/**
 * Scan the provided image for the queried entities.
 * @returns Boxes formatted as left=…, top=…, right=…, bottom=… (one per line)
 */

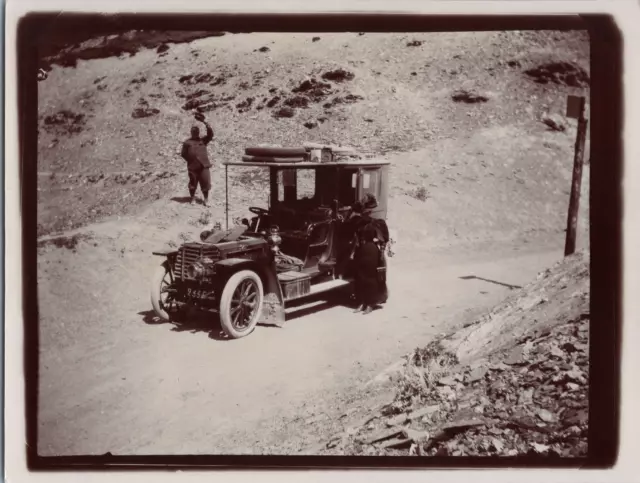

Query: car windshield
left=225, top=164, right=369, bottom=227
left=269, top=167, right=361, bottom=211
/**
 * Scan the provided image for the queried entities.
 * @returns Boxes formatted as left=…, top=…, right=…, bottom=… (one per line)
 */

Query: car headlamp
left=187, top=257, right=216, bottom=279
left=187, top=261, right=205, bottom=279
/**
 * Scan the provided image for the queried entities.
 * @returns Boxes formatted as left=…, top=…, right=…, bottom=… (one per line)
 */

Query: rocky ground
left=303, top=251, right=589, bottom=457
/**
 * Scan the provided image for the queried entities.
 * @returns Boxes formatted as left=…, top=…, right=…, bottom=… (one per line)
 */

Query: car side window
left=297, top=169, right=316, bottom=201
left=338, top=169, right=358, bottom=206
left=361, top=169, right=380, bottom=200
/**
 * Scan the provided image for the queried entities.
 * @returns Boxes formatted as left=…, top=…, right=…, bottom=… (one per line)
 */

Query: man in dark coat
left=353, top=223, right=384, bottom=314
left=181, top=113, right=214, bottom=206
left=357, top=194, right=390, bottom=304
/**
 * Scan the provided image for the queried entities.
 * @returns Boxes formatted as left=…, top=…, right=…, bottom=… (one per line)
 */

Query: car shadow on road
left=282, top=290, right=356, bottom=322
left=140, top=293, right=355, bottom=337
left=138, top=309, right=231, bottom=341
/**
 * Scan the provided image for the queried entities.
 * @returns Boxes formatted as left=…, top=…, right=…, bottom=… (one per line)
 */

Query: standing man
left=181, top=112, right=214, bottom=206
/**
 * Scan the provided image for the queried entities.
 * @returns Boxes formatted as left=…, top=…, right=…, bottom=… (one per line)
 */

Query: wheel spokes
left=241, top=281, right=252, bottom=298
left=230, top=279, right=259, bottom=330
left=160, top=268, right=178, bottom=314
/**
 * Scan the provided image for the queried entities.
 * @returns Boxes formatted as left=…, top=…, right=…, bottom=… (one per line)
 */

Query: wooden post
left=564, top=95, right=588, bottom=256
left=225, top=164, right=229, bottom=230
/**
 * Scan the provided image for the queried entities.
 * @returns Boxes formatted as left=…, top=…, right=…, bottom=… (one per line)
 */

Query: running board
left=308, top=278, right=351, bottom=296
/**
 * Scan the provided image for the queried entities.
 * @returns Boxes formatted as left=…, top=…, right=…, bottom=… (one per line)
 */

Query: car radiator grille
left=174, top=244, right=221, bottom=281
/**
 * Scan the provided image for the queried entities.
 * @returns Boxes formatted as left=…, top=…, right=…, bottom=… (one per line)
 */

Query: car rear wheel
left=150, top=261, right=180, bottom=321
left=219, top=270, right=264, bottom=339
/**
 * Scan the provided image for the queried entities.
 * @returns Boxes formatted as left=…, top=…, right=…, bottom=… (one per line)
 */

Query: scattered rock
left=530, top=442, right=551, bottom=454
left=378, top=437, right=412, bottom=449
left=303, top=121, right=318, bottom=129
left=402, top=429, right=430, bottom=443
left=43, top=110, right=86, bottom=135
left=517, top=387, right=534, bottom=405
left=266, top=96, right=281, bottom=108
left=562, top=408, right=588, bottom=427
left=339, top=408, right=358, bottom=419
left=236, top=97, right=255, bottom=113
left=536, top=408, right=556, bottom=423
left=360, top=427, right=403, bottom=445
left=451, top=90, right=489, bottom=104
left=273, top=107, right=295, bottom=119
left=321, top=69, right=355, bottom=83
left=284, top=96, right=310, bottom=109
left=504, top=346, right=525, bottom=365
left=179, top=73, right=218, bottom=86
left=467, top=366, right=488, bottom=383
left=312, top=37, right=321, bottom=42
left=407, top=405, right=440, bottom=421
left=326, top=436, right=343, bottom=449
left=323, top=94, right=364, bottom=108
left=385, top=413, right=408, bottom=427
left=441, top=418, right=487, bottom=432
left=525, top=61, right=590, bottom=87
left=437, top=375, right=457, bottom=386
left=406, top=40, right=423, bottom=47
left=291, top=78, right=333, bottom=102
left=550, top=344, right=566, bottom=358
left=258, top=46, right=270, bottom=53
left=132, top=107, right=160, bottom=119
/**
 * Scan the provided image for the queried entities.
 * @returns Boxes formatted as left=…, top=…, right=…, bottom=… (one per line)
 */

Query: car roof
left=224, top=160, right=390, bottom=168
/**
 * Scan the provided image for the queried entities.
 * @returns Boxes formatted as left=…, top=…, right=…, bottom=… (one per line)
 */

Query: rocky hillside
left=306, top=250, right=589, bottom=457
left=37, top=30, right=590, bottom=246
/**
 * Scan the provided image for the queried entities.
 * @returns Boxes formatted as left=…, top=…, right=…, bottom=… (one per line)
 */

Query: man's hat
left=362, top=193, right=379, bottom=210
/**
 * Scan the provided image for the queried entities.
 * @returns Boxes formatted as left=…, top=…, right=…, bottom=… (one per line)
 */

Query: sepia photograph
left=11, top=8, right=625, bottom=472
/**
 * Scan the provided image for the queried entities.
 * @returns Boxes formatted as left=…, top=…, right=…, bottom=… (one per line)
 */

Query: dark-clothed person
left=181, top=115, right=214, bottom=206
left=353, top=224, right=384, bottom=314
left=359, top=194, right=389, bottom=304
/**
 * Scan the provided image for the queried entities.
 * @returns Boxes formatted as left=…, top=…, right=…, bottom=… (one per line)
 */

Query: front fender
left=152, top=249, right=178, bottom=256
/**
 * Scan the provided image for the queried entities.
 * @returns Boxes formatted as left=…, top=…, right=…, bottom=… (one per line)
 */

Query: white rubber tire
left=219, top=270, right=264, bottom=339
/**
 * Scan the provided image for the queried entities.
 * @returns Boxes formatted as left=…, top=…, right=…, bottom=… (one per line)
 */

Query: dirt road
left=37, top=238, right=563, bottom=456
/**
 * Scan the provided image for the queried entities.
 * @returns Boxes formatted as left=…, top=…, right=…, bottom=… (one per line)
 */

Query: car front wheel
left=219, top=270, right=264, bottom=339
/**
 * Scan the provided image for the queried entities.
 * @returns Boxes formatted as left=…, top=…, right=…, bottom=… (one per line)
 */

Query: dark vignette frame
left=17, top=12, right=622, bottom=472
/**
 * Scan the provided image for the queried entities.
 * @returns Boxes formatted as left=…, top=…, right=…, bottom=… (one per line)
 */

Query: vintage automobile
left=150, top=146, right=393, bottom=339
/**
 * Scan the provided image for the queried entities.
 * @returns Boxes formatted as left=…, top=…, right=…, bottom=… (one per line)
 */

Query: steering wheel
left=249, top=206, right=269, bottom=216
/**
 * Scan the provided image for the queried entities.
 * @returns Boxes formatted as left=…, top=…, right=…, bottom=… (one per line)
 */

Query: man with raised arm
left=181, top=112, right=214, bottom=206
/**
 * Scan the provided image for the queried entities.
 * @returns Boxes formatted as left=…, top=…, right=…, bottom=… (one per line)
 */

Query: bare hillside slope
left=38, top=30, right=589, bottom=243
